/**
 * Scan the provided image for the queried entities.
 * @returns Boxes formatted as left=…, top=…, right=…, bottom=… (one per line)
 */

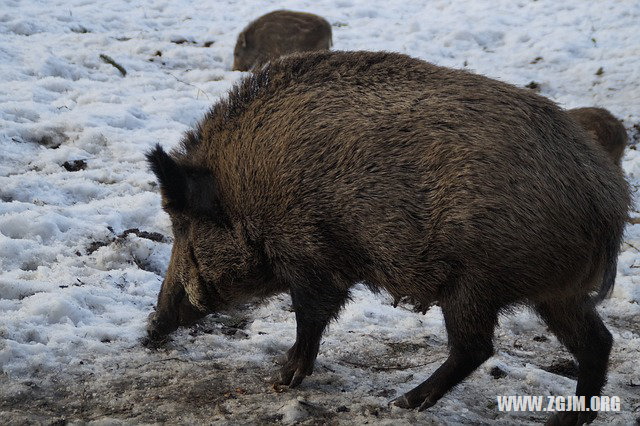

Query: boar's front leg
left=276, top=282, right=350, bottom=388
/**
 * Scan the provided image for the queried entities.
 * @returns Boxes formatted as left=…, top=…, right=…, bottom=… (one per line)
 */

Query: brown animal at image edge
left=145, top=51, right=629, bottom=426
left=232, top=10, right=332, bottom=72
left=567, top=107, right=628, bottom=166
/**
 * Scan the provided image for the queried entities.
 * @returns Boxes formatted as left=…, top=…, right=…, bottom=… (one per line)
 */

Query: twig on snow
left=99, top=54, right=127, bottom=76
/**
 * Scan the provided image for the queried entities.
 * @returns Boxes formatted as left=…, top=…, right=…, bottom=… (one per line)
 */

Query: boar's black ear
left=146, top=144, right=188, bottom=211
left=147, top=144, right=228, bottom=224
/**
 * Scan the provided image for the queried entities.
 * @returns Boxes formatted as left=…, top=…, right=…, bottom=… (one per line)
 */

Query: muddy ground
left=2, top=305, right=638, bottom=426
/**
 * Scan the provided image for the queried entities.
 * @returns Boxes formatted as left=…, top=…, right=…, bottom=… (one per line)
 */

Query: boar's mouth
left=143, top=245, right=235, bottom=347
left=144, top=286, right=208, bottom=346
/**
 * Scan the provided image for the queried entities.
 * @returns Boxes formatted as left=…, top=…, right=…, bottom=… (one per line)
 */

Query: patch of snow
left=1, top=0, right=639, bottom=424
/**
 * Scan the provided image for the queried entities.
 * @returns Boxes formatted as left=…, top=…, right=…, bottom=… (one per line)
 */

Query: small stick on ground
left=132, top=357, right=189, bottom=369
left=624, top=241, right=640, bottom=252
left=340, top=358, right=443, bottom=371
left=100, top=54, right=127, bottom=76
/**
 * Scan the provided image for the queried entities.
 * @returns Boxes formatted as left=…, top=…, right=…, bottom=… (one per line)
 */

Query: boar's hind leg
left=276, top=283, right=350, bottom=388
left=392, top=297, right=499, bottom=410
left=536, top=297, right=611, bottom=426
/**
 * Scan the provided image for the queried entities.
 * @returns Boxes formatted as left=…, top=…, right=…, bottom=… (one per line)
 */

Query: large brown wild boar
left=567, top=107, right=627, bottom=165
left=145, top=51, right=629, bottom=425
left=232, top=10, right=332, bottom=72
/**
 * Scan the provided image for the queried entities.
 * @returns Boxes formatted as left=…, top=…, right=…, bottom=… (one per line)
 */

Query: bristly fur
left=147, top=51, right=630, bottom=422
left=177, top=68, right=273, bottom=158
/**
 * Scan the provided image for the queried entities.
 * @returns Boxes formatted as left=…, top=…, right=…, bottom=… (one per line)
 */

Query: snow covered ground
left=1, top=0, right=639, bottom=424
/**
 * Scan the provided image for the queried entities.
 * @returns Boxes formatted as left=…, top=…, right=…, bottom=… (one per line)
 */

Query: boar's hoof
left=389, top=395, right=411, bottom=409
left=545, top=411, right=596, bottom=426
left=389, top=391, right=438, bottom=411
left=273, top=349, right=314, bottom=388
left=274, top=362, right=311, bottom=388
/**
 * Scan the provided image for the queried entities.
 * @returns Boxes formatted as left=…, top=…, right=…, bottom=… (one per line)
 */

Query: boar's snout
left=145, top=285, right=208, bottom=345
left=145, top=310, right=178, bottom=344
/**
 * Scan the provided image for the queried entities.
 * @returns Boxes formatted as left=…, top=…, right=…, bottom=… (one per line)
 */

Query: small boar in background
left=232, top=10, right=332, bottom=71
left=567, top=107, right=627, bottom=166
left=145, top=51, right=629, bottom=425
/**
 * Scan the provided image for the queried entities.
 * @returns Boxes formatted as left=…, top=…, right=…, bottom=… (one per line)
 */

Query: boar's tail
left=594, top=237, right=620, bottom=302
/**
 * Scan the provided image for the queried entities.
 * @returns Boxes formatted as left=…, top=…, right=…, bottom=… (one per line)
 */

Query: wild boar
left=232, top=10, right=332, bottom=72
left=145, top=51, right=629, bottom=425
left=567, top=107, right=627, bottom=165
